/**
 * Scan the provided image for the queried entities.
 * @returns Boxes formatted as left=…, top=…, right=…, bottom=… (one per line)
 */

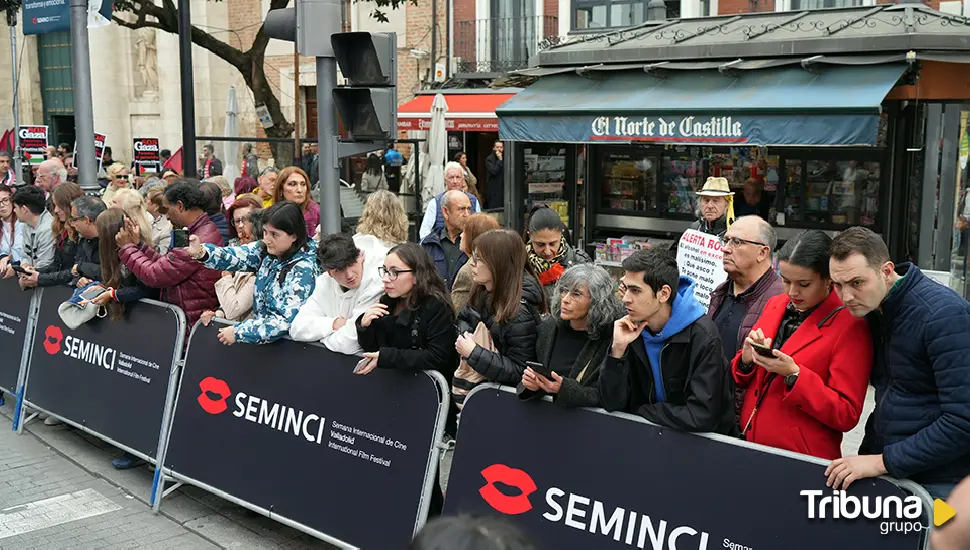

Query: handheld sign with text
left=676, top=228, right=728, bottom=308
left=133, top=138, right=162, bottom=176
left=444, top=386, right=928, bottom=550
left=74, top=132, right=108, bottom=173
left=18, top=125, right=49, bottom=166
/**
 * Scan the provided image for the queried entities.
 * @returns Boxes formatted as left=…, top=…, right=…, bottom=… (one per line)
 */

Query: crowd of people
left=0, top=151, right=968, bottom=543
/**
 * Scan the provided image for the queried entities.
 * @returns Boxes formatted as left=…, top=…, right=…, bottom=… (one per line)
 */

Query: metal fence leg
left=13, top=288, right=42, bottom=433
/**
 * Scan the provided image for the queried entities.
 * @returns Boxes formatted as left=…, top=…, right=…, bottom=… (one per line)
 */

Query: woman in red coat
left=733, top=230, right=872, bottom=460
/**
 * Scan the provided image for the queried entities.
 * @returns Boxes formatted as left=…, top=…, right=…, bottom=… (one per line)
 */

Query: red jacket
left=120, top=213, right=224, bottom=326
left=731, top=291, right=873, bottom=460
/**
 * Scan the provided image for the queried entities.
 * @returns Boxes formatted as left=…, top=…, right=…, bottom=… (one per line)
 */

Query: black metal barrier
left=156, top=319, right=450, bottom=549
left=0, top=278, right=36, bottom=395
left=444, top=385, right=932, bottom=550
left=17, top=285, right=186, bottom=462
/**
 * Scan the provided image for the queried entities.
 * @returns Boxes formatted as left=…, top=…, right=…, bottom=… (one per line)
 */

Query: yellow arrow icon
left=935, top=499, right=956, bottom=527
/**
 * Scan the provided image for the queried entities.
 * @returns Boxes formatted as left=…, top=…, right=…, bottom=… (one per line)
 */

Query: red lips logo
left=43, top=325, right=64, bottom=355
left=197, top=376, right=231, bottom=415
left=479, top=464, right=537, bottom=515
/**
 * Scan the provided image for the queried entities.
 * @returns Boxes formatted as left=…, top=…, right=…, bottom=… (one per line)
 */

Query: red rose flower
left=538, top=263, right=565, bottom=287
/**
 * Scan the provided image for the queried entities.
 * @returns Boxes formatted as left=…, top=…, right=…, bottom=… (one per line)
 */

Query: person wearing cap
left=692, top=176, right=735, bottom=236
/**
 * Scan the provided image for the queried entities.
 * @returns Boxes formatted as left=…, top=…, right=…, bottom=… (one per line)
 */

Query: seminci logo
left=480, top=464, right=537, bottom=515
left=198, top=376, right=231, bottom=414
left=43, top=325, right=64, bottom=355
left=477, top=463, right=714, bottom=549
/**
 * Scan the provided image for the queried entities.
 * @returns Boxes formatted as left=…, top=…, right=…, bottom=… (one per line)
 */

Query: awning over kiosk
left=496, top=63, right=908, bottom=146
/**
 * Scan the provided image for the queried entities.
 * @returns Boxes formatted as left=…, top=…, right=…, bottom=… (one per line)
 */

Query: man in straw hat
left=692, top=177, right=735, bottom=236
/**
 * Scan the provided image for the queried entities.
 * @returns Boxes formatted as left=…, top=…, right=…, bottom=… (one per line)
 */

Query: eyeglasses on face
left=0, top=198, right=10, bottom=206
left=378, top=266, right=413, bottom=280
left=232, top=216, right=249, bottom=226
left=720, top=236, right=767, bottom=249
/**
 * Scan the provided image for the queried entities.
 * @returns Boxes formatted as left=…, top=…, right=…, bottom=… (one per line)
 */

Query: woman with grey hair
left=519, top=263, right=623, bottom=407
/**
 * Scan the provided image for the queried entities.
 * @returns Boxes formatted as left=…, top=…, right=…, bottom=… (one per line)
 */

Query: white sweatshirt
left=289, top=233, right=389, bottom=355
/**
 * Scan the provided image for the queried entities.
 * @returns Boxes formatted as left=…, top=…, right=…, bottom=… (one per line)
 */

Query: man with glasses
left=419, top=162, right=481, bottom=240
left=20, top=196, right=105, bottom=290
left=708, top=216, right=782, bottom=362
left=35, top=158, right=67, bottom=196
left=707, top=215, right=783, bottom=422
left=422, top=189, right=472, bottom=292
left=290, top=232, right=387, bottom=355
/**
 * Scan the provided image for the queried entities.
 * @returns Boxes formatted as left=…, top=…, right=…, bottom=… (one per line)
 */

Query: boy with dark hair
left=826, top=227, right=970, bottom=500
left=599, top=248, right=737, bottom=434
left=12, top=185, right=55, bottom=269
left=290, top=232, right=389, bottom=355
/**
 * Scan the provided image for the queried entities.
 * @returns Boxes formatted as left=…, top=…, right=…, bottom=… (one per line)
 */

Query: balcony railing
left=456, top=16, right=559, bottom=75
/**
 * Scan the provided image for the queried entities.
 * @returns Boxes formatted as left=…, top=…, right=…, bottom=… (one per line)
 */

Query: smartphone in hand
left=171, top=229, right=190, bottom=248
left=353, top=357, right=371, bottom=374
left=751, top=342, right=775, bottom=358
left=525, top=361, right=555, bottom=379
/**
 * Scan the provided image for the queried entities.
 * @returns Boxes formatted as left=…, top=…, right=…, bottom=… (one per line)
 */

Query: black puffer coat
left=456, top=274, right=543, bottom=385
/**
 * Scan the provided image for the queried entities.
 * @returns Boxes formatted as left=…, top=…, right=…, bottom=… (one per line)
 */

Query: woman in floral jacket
left=185, top=201, right=318, bottom=345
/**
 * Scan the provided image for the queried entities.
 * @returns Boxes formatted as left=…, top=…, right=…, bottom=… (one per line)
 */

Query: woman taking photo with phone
left=185, top=200, right=318, bottom=345
left=519, top=263, right=624, bottom=407
left=86, top=208, right=159, bottom=317
left=732, top=230, right=872, bottom=460
left=354, top=242, right=457, bottom=517
left=454, top=229, right=544, bottom=404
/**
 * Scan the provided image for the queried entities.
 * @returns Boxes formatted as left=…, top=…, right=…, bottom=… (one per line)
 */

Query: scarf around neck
left=528, top=236, right=568, bottom=287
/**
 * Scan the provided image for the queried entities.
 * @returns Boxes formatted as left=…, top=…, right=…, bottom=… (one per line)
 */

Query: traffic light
left=263, top=0, right=340, bottom=57
left=331, top=32, right=397, bottom=142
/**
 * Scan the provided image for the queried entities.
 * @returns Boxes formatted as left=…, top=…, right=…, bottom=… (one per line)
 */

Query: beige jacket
left=450, top=262, right=474, bottom=313
left=215, top=271, right=256, bottom=321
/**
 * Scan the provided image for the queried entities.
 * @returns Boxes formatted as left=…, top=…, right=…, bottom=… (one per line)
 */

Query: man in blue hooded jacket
left=599, top=248, right=737, bottom=435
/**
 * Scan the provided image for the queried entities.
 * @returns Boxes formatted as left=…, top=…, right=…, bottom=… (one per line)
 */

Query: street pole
left=7, top=10, right=22, bottom=184
left=294, top=44, right=301, bottom=165
left=317, top=56, right=340, bottom=234
left=69, top=0, right=97, bottom=191
left=178, top=0, right=197, bottom=177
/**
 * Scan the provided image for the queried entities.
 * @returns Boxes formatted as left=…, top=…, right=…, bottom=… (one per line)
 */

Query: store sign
left=498, top=113, right=880, bottom=147
left=398, top=117, right=498, bottom=132
left=676, top=229, right=728, bottom=308
left=591, top=115, right=746, bottom=143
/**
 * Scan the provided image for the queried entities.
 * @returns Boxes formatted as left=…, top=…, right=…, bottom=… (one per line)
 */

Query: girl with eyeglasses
left=0, top=186, right=24, bottom=278
left=354, top=242, right=458, bottom=518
